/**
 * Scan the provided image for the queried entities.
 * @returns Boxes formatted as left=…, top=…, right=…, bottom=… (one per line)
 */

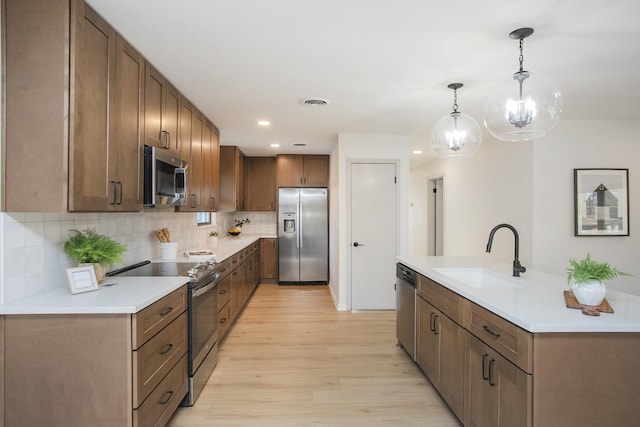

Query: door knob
left=353, top=242, right=364, bottom=247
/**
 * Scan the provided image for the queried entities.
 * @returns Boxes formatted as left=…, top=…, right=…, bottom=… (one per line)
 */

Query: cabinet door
left=276, top=155, right=304, bottom=187
left=438, top=312, right=465, bottom=420
left=416, top=297, right=440, bottom=382
left=69, top=4, right=116, bottom=211
left=112, top=35, right=143, bottom=211
left=203, top=120, right=220, bottom=211
left=177, top=99, right=197, bottom=210
left=465, top=333, right=532, bottom=427
left=261, top=238, right=278, bottom=280
left=236, top=149, right=246, bottom=210
left=190, top=112, right=205, bottom=210
left=164, top=82, right=181, bottom=156
left=247, top=157, right=277, bottom=211
left=302, top=155, right=329, bottom=187
left=143, top=64, right=165, bottom=150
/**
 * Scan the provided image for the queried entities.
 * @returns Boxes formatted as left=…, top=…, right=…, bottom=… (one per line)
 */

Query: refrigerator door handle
left=298, top=202, right=303, bottom=248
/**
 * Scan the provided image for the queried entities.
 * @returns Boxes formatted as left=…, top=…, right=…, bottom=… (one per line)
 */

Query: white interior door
left=351, top=162, right=397, bottom=309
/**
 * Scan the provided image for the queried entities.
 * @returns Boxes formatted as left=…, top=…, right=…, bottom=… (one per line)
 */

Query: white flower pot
left=571, top=280, right=606, bottom=306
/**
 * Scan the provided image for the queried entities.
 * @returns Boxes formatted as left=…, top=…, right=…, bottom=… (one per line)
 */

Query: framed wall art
left=66, top=265, right=100, bottom=294
left=574, top=168, right=629, bottom=236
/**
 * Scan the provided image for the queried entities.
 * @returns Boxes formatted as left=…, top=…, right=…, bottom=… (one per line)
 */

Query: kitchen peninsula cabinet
left=276, top=154, right=329, bottom=187
left=398, top=257, right=640, bottom=427
left=144, top=63, right=181, bottom=156
left=245, top=157, right=277, bottom=211
left=4, top=286, right=188, bottom=427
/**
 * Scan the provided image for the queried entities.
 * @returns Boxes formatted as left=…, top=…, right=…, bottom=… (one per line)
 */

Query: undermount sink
left=433, top=267, right=526, bottom=289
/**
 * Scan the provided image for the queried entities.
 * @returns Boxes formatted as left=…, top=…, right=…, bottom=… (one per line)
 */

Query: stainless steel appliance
left=143, top=145, right=187, bottom=207
left=278, top=188, right=328, bottom=284
left=396, top=263, right=417, bottom=360
left=107, top=259, right=220, bottom=406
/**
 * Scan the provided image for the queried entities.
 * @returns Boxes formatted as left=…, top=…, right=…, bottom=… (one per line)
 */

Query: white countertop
left=397, top=256, right=640, bottom=333
left=157, top=234, right=276, bottom=264
left=1, top=234, right=276, bottom=316
left=0, top=276, right=188, bottom=315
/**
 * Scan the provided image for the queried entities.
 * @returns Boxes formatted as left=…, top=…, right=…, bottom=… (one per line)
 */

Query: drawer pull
left=219, top=289, right=227, bottom=295
left=481, top=353, right=489, bottom=380
left=429, top=312, right=436, bottom=333
left=433, top=314, right=439, bottom=335
left=159, top=307, right=173, bottom=317
left=488, top=358, right=496, bottom=386
left=220, top=317, right=227, bottom=324
left=159, top=343, right=173, bottom=355
left=482, top=325, right=501, bottom=338
left=158, top=390, right=174, bottom=405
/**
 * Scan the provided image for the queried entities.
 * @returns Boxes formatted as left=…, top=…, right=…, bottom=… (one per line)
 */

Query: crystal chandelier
left=483, top=27, right=563, bottom=142
left=431, top=83, right=482, bottom=159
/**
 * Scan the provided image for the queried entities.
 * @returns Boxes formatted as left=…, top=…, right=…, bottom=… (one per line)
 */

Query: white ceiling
left=86, top=0, right=640, bottom=166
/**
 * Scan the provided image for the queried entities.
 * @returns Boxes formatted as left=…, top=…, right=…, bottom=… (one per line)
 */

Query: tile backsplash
left=0, top=210, right=276, bottom=304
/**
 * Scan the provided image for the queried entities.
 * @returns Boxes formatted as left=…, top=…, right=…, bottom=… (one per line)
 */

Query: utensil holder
left=160, top=242, right=178, bottom=260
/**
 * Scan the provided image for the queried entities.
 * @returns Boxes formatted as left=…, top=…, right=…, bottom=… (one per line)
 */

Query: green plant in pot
left=64, top=228, right=126, bottom=284
left=228, top=218, right=250, bottom=236
left=566, top=253, right=631, bottom=306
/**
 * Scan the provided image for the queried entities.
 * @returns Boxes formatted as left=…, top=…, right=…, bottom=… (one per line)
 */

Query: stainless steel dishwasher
left=396, top=263, right=417, bottom=360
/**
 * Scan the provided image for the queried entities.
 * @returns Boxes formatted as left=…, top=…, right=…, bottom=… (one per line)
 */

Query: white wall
left=333, top=133, right=410, bottom=310
left=411, top=119, right=640, bottom=296
left=410, top=138, right=534, bottom=266
left=532, top=119, right=640, bottom=295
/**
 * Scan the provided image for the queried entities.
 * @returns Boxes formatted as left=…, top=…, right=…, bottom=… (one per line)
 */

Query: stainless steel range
left=107, top=259, right=220, bottom=406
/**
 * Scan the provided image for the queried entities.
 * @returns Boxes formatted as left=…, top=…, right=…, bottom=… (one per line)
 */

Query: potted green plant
left=64, top=228, right=126, bottom=284
left=567, top=253, right=631, bottom=306
left=208, top=230, right=219, bottom=248
left=228, top=218, right=250, bottom=236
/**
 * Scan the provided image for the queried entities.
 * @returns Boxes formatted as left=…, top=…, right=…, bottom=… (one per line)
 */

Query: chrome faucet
left=486, top=223, right=527, bottom=277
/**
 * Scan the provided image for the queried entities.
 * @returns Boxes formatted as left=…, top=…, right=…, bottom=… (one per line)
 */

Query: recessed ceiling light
left=257, top=120, right=270, bottom=126
left=413, top=150, right=423, bottom=155
left=270, top=143, right=280, bottom=148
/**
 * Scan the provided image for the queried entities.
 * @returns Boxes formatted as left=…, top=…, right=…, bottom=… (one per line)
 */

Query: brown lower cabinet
left=216, top=240, right=262, bottom=343
left=415, top=271, right=640, bottom=427
left=4, top=286, right=188, bottom=427
left=261, top=238, right=278, bottom=281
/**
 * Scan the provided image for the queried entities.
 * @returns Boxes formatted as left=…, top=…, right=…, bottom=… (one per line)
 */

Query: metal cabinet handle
left=220, top=317, right=227, bottom=324
left=191, top=194, right=198, bottom=208
left=353, top=242, right=364, bottom=247
left=159, top=390, right=174, bottom=405
left=159, top=343, right=173, bottom=355
left=482, top=353, right=489, bottom=380
left=159, top=307, right=173, bottom=316
left=166, top=131, right=171, bottom=149
left=488, top=358, right=496, bottom=386
left=482, top=325, right=501, bottom=338
left=433, top=314, right=439, bottom=335
left=219, top=289, right=227, bottom=295
left=117, top=181, right=123, bottom=205
left=110, top=181, right=117, bottom=205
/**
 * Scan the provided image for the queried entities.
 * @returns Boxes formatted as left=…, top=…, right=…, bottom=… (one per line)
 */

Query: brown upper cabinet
left=144, top=63, right=181, bottom=157
left=276, top=155, right=329, bottom=187
left=245, top=157, right=277, bottom=211
left=3, top=0, right=143, bottom=212
left=219, top=146, right=246, bottom=211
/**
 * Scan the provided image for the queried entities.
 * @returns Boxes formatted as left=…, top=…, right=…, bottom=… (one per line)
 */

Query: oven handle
left=192, top=280, right=218, bottom=298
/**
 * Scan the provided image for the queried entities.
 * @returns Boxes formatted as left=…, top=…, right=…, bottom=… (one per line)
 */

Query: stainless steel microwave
left=143, top=146, right=187, bottom=207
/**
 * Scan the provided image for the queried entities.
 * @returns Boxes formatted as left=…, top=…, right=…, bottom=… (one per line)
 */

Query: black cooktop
left=107, top=260, right=216, bottom=285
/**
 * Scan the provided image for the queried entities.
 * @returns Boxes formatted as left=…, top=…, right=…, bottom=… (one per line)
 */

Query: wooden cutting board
left=563, top=290, right=614, bottom=316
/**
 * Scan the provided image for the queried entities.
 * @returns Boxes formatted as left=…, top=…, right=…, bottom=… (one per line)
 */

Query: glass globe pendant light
left=430, top=83, right=482, bottom=159
left=484, top=27, right=563, bottom=142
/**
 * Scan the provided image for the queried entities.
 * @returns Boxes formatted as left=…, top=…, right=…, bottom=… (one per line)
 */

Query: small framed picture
left=66, top=265, right=100, bottom=294
left=574, top=168, right=629, bottom=236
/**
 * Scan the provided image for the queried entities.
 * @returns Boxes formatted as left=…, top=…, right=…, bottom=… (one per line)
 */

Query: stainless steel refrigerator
left=278, top=188, right=328, bottom=284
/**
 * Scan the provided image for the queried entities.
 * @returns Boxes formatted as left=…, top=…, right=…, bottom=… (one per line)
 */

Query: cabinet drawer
left=217, top=257, right=233, bottom=280
left=417, top=275, right=463, bottom=325
left=217, top=301, right=232, bottom=340
left=133, top=354, right=188, bottom=427
left=465, top=301, right=532, bottom=373
left=217, top=278, right=231, bottom=311
left=132, top=286, right=187, bottom=348
left=133, top=312, right=187, bottom=407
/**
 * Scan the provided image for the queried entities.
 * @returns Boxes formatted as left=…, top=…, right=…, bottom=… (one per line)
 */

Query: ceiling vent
left=292, top=143, right=307, bottom=147
left=302, top=98, right=329, bottom=106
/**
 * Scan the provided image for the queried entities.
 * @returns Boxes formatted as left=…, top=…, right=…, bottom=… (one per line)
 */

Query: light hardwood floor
left=168, top=283, right=460, bottom=426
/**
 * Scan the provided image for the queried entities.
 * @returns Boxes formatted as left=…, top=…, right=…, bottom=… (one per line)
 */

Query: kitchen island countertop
left=397, top=255, right=640, bottom=333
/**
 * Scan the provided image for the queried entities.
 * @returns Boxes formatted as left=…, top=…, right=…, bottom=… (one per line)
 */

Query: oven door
left=190, top=279, right=218, bottom=374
